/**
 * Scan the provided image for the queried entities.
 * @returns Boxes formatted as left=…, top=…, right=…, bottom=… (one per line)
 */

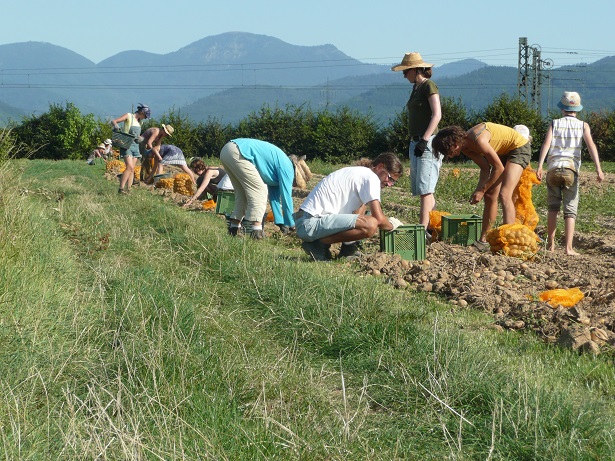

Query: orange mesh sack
left=106, top=159, right=126, bottom=173
left=265, top=210, right=275, bottom=222
left=202, top=199, right=216, bottom=210
left=173, top=173, right=195, bottom=196
left=485, top=223, right=539, bottom=258
left=155, top=178, right=174, bottom=190
left=513, top=166, right=540, bottom=231
left=539, top=287, right=585, bottom=308
left=134, top=166, right=141, bottom=181
left=428, top=211, right=451, bottom=241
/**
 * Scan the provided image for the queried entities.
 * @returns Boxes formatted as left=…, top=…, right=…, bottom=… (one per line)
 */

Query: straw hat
left=97, top=143, right=106, bottom=149
left=162, top=124, right=174, bottom=136
left=557, top=91, right=583, bottom=112
left=391, top=52, right=433, bottom=72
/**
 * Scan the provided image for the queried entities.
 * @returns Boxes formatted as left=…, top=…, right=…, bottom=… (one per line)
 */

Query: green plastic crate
left=379, top=224, right=426, bottom=261
left=441, top=214, right=482, bottom=246
left=215, top=190, right=235, bottom=215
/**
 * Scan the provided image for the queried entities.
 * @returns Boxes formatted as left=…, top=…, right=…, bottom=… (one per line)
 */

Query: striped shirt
left=547, top=116, right=584, bottom=172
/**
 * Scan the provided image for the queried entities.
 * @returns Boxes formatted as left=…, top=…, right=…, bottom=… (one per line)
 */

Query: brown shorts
left=546, top=167, right=575, bottom=188
left=503, top=142, right=531, bottom=168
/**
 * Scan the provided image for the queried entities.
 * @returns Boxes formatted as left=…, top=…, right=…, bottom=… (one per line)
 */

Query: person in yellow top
left=432, top=123, right=531, bottom=248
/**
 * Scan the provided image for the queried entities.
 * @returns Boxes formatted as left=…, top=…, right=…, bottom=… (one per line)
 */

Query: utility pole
left=518, top=38, right=553, bottom=114
left=518, top=37, right=530, bottom=103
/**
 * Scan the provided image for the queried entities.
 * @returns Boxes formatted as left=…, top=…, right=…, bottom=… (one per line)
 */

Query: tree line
left=6, top=94, right=615, bottom=163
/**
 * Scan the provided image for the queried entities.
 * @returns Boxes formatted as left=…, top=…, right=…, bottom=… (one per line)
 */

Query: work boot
left=338, top=241, right=363, bottom=259
left=301, top=239, right=332, bottom=261
left=250, top=229, right=266, bottom=240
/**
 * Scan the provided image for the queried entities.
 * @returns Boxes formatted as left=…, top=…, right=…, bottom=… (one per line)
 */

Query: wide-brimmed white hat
left=162, top=124, right=174, bottom=136
left=557, top=91, right=583, bottom=112
left=391, top=52, right=433, bottom=72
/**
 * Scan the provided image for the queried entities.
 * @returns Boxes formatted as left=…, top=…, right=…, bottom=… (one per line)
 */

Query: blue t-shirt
left=232, top=138, right=295, bottom=227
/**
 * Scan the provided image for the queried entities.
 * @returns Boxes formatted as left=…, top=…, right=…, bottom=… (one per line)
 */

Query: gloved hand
left=110, top=121, right=120, bottom=132
left=414, top=139, right=428, bottom=157
left=277, top=224, right=292, bottom=235
left=388, top=217, right=403, bottom=230
left=136, top=136, right=144, bottom=143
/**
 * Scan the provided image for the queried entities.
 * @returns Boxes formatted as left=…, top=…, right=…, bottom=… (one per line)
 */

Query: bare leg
left=479, top=185, right=500, bottom=242
left=564, top=216, right=579, bottom=255
left=320, top=215, right=379, bottom=245
left=119, top=156, right=137, bottom=191
left=420, top=193, right=435, bottom=230
left=499, top=162, right=524, bottom=224
left=546, top=210, right=558, bottom=251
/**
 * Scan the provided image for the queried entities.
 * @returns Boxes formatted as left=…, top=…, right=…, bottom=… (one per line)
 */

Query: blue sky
left=2, top=0, right=615, bottom=69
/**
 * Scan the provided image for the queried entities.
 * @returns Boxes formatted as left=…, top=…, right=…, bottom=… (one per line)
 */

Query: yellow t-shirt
left=483, top=122, right=528, bottom=155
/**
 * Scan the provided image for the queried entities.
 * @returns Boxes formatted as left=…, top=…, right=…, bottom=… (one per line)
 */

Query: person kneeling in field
left=432, top=122, right=531, bottom=250
left=295, top=152, right=404, bottom=261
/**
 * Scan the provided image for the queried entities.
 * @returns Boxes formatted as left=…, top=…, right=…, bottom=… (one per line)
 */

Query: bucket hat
left=162, top=124, right=174, bottom=136
left=391, top=52, right=433, bottom=72
left=557, top=91, right=583, bottom=112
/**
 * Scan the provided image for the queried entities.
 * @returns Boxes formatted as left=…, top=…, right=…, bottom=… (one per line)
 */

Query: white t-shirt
left=217, top=174, right=234, bottom=191
left=300, top=166, right=381, bottom=216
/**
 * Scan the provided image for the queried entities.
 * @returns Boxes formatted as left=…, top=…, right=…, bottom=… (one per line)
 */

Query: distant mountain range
left=0, top=32, right=614, bottom=126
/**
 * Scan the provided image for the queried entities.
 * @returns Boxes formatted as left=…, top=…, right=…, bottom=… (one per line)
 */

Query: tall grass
left=0, top=159, right=613, bottom=459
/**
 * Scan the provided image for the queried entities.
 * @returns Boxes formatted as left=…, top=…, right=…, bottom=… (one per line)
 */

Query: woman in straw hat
left=139, top=124, right=174, bottom=181
left=392, top=52, right=442, bottom=242
left=536, top=91, right=604, bottom=255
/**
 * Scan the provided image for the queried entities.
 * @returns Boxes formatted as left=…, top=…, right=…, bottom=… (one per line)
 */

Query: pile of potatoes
left=106, top=159, right=126, bottom=174
left=155, top=178, right=175, bottom=190
left=173, top=173, right=195, bottom=196
left=486, top=223, right=539, bottom=258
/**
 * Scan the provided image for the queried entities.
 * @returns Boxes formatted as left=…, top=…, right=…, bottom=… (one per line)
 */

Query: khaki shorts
left=503, top=142, right=531, bottom=168
left=546, top=168, right=579, bottom=218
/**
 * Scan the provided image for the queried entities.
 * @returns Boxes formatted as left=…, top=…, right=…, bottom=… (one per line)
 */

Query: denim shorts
left=547, top=168, right=579, bottom=218
left=120, top=144, right=141, bottom=159
left=295, top=211, right=359, bottom=242
left=409, top=137, right=442, bottom=196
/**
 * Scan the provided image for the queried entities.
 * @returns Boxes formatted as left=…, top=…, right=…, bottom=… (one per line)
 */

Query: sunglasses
left=385, top=172, right=397, bottom=185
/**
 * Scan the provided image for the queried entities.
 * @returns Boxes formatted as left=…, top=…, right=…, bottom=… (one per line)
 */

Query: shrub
left=13, top=102, right=103, bottom=160
left=309, top=107, right=381, bottom=163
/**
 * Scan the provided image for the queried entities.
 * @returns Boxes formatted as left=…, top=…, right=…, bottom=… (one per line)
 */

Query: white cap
left=513, top=125, right=530, bottom=140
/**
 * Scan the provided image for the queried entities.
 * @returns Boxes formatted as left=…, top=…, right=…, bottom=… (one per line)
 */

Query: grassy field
left=1, top=159, right=614, bottom=460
